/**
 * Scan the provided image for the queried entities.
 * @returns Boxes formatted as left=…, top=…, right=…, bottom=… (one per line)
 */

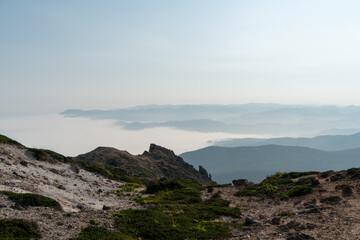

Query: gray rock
left=244, top=216, right=261, bottom=226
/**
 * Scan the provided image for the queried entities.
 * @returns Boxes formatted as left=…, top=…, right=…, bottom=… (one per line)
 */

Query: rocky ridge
left=73, top=143, right=213, bottom=185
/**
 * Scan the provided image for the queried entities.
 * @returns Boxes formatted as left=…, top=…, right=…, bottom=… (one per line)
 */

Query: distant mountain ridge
left=180, top=144, right=360, bottom=184
left=212, top=132, right=360, bottom=151
left=61, top=104, right=360, bottom=136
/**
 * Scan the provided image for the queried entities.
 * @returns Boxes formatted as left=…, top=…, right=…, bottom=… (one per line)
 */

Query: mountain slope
left=73, top=144, right=214, bottom=185
left=213, top=131, right=360, bottom=151
left=180, top=145, right=360, bottom=183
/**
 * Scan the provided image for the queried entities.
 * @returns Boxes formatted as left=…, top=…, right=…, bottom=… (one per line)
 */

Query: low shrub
left=279, top=185, right=313, bottom=200
left=0, top=219, right=40, bottom=239
left=72, top=226, right=135, bottom=240
left=0, top=191, right=61, bottom=210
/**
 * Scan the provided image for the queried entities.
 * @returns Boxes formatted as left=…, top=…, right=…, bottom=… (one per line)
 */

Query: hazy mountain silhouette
left=180, top=145, right=360, bottom=183
left=61, top=104, right=360, bottom=136
left=212, top=132, right=360, bottom=151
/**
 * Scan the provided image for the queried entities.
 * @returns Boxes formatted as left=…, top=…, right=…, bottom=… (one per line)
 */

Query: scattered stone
left=50, top=168, right=60, bottom=174
left=57, top=185, right=66, bottom=190
left=20, top=160, right=28, bottom=167
left=244, top=216, right=261, bottom=226
left=102, top=205, right=111, bottom=210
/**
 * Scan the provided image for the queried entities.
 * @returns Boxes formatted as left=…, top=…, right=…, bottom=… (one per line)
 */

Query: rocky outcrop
left=73, top=144, right=214, bottom=185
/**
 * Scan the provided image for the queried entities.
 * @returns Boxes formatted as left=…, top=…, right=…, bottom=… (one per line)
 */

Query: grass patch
left=0, top=219, right=40, bottom=239
left=0, top=191, right=61, bottom=210
left=114, top=179, right=240, bottom=240
left=72, top=226, right=135, bottom=240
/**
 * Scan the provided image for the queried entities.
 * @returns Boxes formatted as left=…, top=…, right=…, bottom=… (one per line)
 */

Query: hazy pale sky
left=2, top=0, right=360, bottom=114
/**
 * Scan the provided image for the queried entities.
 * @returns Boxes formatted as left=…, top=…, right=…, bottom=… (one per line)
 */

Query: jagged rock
left=287, top=232, right=315, bottom=240
left=102, top=205, right=110, bottom=210
left=232, top=179, right=249, bottom=187
left=20, top=161, right=28, bottom=167
left=244, top=216, right=261, bottom=226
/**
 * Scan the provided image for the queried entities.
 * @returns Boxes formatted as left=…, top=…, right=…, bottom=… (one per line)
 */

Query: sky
left=2, top=0, right=360, bottom=115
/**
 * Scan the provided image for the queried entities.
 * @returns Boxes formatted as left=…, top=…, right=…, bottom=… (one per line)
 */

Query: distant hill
left=180, top=145, right=360, bottom=183
left=73, top=144, right=214, bottom=185
left=212, top=132, right=360, bottom=151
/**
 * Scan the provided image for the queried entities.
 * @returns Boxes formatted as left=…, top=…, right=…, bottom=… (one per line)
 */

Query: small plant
left=89, top=218, right=100, bottom=226
left=278, top=211, right=292, bottom=217
left=64, top=212, right=73, bottom=217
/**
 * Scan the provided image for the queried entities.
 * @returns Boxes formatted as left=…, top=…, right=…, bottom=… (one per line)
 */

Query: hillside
left=4, top=134, right=360, bottom=239
left=212, top=132, right=360, bottom=151
left=73, top=144, right=213, bottom=185
left=180, top=145, right=360, bottom=183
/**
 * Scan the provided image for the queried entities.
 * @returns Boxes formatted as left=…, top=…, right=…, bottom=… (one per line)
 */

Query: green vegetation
left=72, top=226, right=135, bottom=240
left=0, top=134, right=23, bottom=147
left=278, top=211, right=292, bottom=217
left=64, top=212, right=73, bottom=217
left=113, top=179, right=240, bottom=240
left=0, top=219, right=40, bottom=239
left=279, top=185, right=313, bottom=200
left=29, top=148, right=73, bottom=163
left=89, top=219, right=100, bottom=226
left=117, top=183, right=143, bottom=196
left=350, top=168, right=360, bottom=179
left=79, top=162, right=143, bottom=183
left=0, top=191, right=61, bottom=210
left=235, top=172, right=314, bottom=199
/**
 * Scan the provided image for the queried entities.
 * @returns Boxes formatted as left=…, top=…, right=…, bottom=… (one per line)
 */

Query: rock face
left=73, top=144, right=214, bottom=185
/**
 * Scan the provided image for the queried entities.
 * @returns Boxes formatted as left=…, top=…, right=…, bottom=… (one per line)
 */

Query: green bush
left=0, top=191, right=61, bottom=210
left=72, top=226, right=135, bottom=240
left=0, top=219, right=40, bottom=239
left=279, top=185, right=313, bottom=200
